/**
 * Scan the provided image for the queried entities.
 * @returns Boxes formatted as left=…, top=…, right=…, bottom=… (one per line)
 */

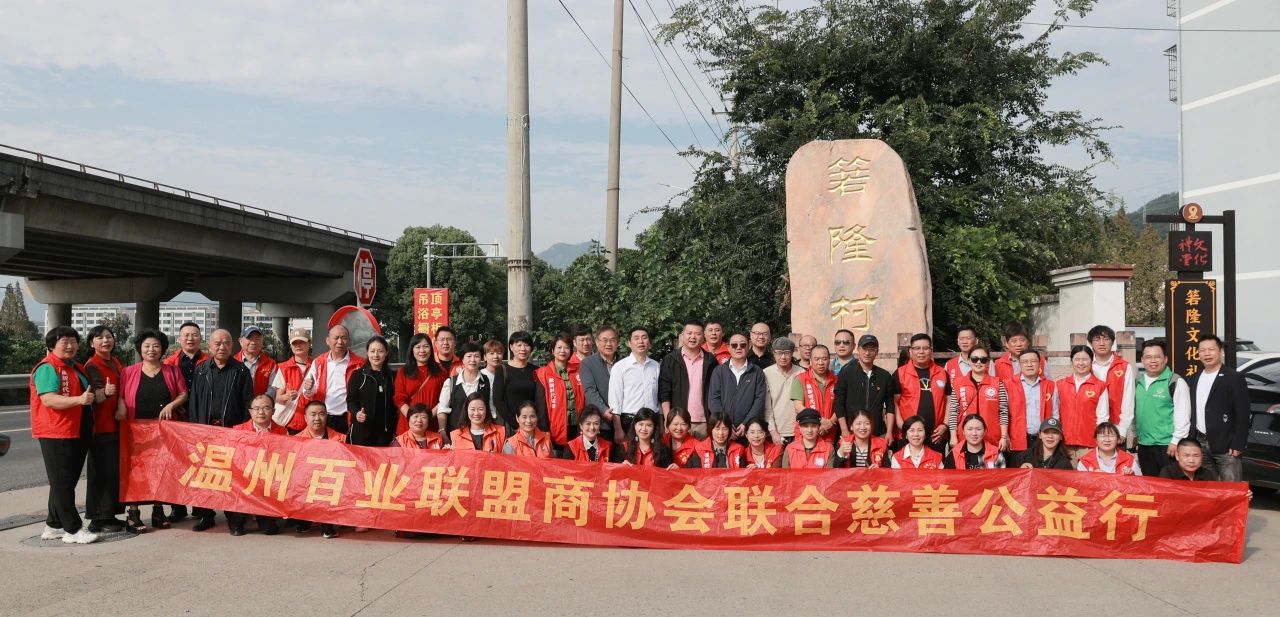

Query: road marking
left=1, top=427, right=31, bottom=433
left=0, top=409, right=30, bottom=415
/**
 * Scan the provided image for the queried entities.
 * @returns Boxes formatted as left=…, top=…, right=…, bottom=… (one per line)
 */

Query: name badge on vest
left=815, top=457, right=825, bottom=466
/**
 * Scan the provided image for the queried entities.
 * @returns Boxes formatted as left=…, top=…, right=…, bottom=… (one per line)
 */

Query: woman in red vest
left=503, top=401, right=553, bottom=457
left=621, top=408, right=671, bottom=466
left=782, top=408, right=833, bottom=468
left=394, top=333, right=447, bottom=434
left=272, top=328, right=312, bottom=433
left=1057, top=345, right=1109, bottom=465
left=689, top=412, right=745, bottom=468
left=834, top=409, right=890, bottom=468
left=945, top=414, right=1005, bottom=469
left=535, top=334, right=584, bottom=449
left=397, top=403, right=444, bottom=450
left=449, top=392, right=506, bottom=453
left=83, top=324, right=130, bottom=534
left=890, top=415, right=944, bottom=469
left=743, top=417, right=782, bottom=468
left=116, top=329, right=188, bottom=530
left=663, top=407, right=700, bottom=469
left=945, top=344, right=1009, bottom=452
left=563, top=405, right=613, bottom=462
left=30, top=326, right=100, bottom=544
left=1077, top=422, right=1142, bottom=475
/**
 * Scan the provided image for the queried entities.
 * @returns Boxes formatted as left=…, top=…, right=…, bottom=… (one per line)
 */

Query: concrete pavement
left=1, top=478, right=1277, bottom=617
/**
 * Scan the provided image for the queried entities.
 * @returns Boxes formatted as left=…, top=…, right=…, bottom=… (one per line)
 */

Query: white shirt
left=1093, top=354, right=1135, bottom=436
left=728, top=359, right=750, bottom=383
left=1127, top=372, right=1192, bottom=446
left=301, top=352, right=351, bottom=416
left=1076, top=449, right=1143, bottom=476
left=438, top=372, right=488, bottom=417
left=1194, top=368, right=1219, bottom=435
left=608, top=354, right=660, bottom=416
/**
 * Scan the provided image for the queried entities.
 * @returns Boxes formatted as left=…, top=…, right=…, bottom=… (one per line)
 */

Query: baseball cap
left=1039, top=417, right=1063, bottom=434
left=240, top=325, right=263, bottom=338
left=288, top=328, right=311, bottom=343
left=858, top=334, right=879, bottom=348
left=772, top=337, right=796, bottom=352
left=796, top=408, right=822, bottom=426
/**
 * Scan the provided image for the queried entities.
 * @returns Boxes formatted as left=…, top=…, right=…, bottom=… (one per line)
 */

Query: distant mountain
left=537, top=241, right=594, bottom=269
left=1128, top=192, right=1179, bottom=237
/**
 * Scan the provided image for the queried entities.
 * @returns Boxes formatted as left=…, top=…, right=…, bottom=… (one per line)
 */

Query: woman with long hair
left=503, top=401, right=554, bottom=458
left=394, top=332, right=446, bottom=434
left=347, top=336, right=398, bottom=446
left=621, top=408, right=671, bottom=466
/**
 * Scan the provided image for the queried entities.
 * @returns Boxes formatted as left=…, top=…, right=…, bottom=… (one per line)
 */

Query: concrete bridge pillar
left=46, top=303, right=72, bottom=330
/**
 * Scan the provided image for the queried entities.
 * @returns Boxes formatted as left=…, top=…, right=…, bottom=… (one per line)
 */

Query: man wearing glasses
left=829, top=329, right=857, bottom=375
left=894, top=333, right=951, bottom=451
left=796, top=334, right=817, bottom=370
left=747, top=323, right=775, bottom=369
left=833, top=334, right=897, bottom=439
left=709, top=333, right=767, bottom=440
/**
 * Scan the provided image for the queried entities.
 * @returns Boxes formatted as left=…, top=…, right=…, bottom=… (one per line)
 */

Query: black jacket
left=658, top=349, right=717, bottom=412
left=1015, top=447, right=1073, bottom=470
left=188, top=358, right=253, bottom=427
left=346, top=365, right=397, bottom=446
left=833, top=362, right=897, bottom=435
left=1188, top=366, right=1251, bottom=454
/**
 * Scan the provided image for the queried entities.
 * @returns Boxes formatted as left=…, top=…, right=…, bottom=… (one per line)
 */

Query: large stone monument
left=785, top=139, right=932, bottom=345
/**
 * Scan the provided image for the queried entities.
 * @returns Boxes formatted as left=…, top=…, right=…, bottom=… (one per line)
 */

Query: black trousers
left=1137, top=444, right=1173, bottom=477
left=86, top=434, right=123, bottom=521
left=39, top=435, right=90, bottom=534
left=225, top=511, right=278, bottom=531
left=327, top=413, right=350, bottom=435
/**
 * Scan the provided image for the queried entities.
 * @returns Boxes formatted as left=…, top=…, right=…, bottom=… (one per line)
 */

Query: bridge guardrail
left=1, top=143, right=393, bottom=247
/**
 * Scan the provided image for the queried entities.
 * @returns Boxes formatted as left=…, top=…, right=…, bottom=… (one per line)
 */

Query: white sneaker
left=41, top=525, right=65, bottom=540
left=62, top=528, right=100, bottom=544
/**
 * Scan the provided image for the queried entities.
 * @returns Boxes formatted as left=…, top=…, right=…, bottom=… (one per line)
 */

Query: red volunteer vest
left=296, top=352, right=365, bottom=415
left=795, top=369, right=836, bottom=433
left=450, top=425, right=507, bottom=453
left=837, top=435, right=889, bottom=468
left=277, top=358, right=310, bottom=431
left=994, top=353, right=1045, bottom=382
left=892, top=445, right=944, bottom=469
left=84, top=353, right=123, bottom=434
left=566, top=436, right=613, bottom=462
left=950, top=442, right=1001, bottom=469
left=295, top=427, right=347, bottom=443
left=1078, top=448, right=1138, bottom=475
left=235, top=351, right=277, bottom=397
left=692, top=440, right=745, bottom=468
left=164, top=350, right=208, bottom=369
left=1098, top=356, right=1129, bottom=425
left=665, top=434, right=701, bottom=467
left=397, top=430, right=444, bottom=450
left=702, top=342, right=730, bottom=364
left=505, top=429, right=554, bottom=458
left=944, top=355, right=969, bottom=383
left=1057, top=374, right=1107, bottom=448
left=233, top=419, right=288, bottom=435
left=743, top=443, right=783, bottom=468
left=953, top=374, right=1003, bottom=447
left=895, top=362, right=948, bottom=428
left=534, top=363, right=584, bottom=445
left=1006, top=377, right=1055, bottom=450
left=784, top=439, right=833, bottom=469
left=29, top=353, right=89, bottom=439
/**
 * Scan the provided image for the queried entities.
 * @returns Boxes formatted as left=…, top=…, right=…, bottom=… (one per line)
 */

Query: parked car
left=0, top=433, right=9, bottom=457
left=1243, top=362, right=1280, bottom=492
left=1237, top=351, right=1280, bottom=373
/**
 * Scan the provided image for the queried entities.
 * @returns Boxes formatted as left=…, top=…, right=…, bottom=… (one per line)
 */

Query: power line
left=630, top=2, right=706, bottom=148
left=1021, top=21, right=1280, bottom=33
left=556, top=0, right=696, bottom=169
left=646, top=0, right=727, bottom=135
left=629, top=0, right=725, bottom=147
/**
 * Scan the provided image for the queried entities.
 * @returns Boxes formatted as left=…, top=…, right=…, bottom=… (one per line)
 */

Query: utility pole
left=605, top=0, right=624, bottom=272
left=506, top=0, right=533, bottom=335
left=712, top=94, right=738, bottom=171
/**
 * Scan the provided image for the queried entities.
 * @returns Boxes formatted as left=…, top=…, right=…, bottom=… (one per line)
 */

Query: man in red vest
left=236, top=326, right=277, bottom=398
left=1088, top=324, right=1134, bottom=431
left=791, top=344, right=837, bottom=441
left=944, top=325, right=978, bottom=383
left=298, top=325, right=365, bottom=435
left=894, top=333, right=950, bottom=451
left=164, top=320, right=208, bottom=393
left=702, top=321, right=730, bottom=364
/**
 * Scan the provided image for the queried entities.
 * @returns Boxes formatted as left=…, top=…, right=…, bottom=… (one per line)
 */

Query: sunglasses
left=970, top=356, right=990, bottom=363
left=729, top=343, right=748, bottom=349
left=834, top=340, right=853, bottom=345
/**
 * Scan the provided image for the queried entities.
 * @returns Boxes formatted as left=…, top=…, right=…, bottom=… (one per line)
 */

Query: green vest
left=1134, top=367, right=1176, bottom=446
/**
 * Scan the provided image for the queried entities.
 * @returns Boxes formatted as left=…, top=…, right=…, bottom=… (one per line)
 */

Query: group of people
left=30, top=317, right=1251, bottom=543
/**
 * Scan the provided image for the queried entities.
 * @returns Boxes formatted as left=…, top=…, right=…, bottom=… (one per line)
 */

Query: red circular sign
left=1181, top=202, right=1204, bottom=224
left=353, top=248, right=377, bottom=307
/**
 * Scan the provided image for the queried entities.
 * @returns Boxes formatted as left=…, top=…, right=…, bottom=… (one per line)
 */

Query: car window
left=1246, top=361, right=1280, bottom=385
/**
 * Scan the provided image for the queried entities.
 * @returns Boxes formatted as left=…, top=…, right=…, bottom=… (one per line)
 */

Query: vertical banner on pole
left=413, top=288, right=450, bottom=336
left=1167, top=279, right=1217, bottom=378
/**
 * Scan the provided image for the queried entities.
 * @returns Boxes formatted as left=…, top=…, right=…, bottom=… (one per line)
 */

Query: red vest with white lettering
left=796, top=369, right=837, bottom=437
left=944, top=356, right=969, bottom=383
left=895, top=362, right=948, bottom=428
left=950, top=442, right=1001, bottom=469
left=1077, top=448, right=1138, bottom=475
left=236, top=351, right=277, bottom=397
left=836, top=435, right=889, bottom=468
left=534, top=363, right=584, bottom=446
left=1098, top=356, right=1129, bottom=425
left=1057, top=374, right=1107, bottom=448
left=566, top=436, right=612, bottom=462
left=692, top=440, right=745, bottom=468
left=953, top=374, right=1003, bottom=447
left=783, top=439, right=833, bottom=469
left=1006, top=377, right=1055, bottom=450
left=892, top=445, right=944, bottom=469
left=29, top=353, right=89, bottom=439
left=84, top=353, right=123, bottom=434
left=505, top=429, right=554, bottom=458
left=163, top=350, right=208, bottom=369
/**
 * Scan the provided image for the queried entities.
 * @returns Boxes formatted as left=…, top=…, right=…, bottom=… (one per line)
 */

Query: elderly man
left=188, top=328, right=254, bottom=532
left=236, top=325, right=277, bottom=397
left=580, top=326, right=620, bottom=442
left=796, top=334, right=817, bottom=370
left=709, top=333, right=767, bottom=440
left=31, top=327, right=101, bottom=544
left=299, top=324, right=366, bottom=435
left=763, top=337, right=804, bottom=446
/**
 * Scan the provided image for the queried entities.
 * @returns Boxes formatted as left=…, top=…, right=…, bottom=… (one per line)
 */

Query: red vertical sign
left=413, top=288, right=449, bottom=336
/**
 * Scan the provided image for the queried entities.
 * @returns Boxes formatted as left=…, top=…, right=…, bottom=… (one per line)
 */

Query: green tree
left=1099, top=208, right=1166, bottom=327
left=0, top=283, right=39, bottom=340
left=374, top=226, right=506, bottom=354
left=653, top=0, right=1114, bottom=344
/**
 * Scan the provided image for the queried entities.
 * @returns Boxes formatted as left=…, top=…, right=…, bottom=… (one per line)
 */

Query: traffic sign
left=354, top=248, right=377, bottom=307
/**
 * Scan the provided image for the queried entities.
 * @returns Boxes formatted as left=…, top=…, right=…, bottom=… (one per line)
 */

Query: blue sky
left=1, top=0, right=1179, bottom=314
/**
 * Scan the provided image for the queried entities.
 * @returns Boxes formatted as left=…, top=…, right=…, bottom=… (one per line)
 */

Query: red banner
left=121, top=421, right=1248, bottom=562
left=412, top=287, right=449, bottom=336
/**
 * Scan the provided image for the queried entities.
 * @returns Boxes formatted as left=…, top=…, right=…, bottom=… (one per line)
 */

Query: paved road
left=0, top=405, right=48, bottom=492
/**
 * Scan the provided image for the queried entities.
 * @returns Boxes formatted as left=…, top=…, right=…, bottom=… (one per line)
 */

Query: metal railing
left=0, top=143, right=393, bottom=246
left=0, top=374, right=27, bottom=391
